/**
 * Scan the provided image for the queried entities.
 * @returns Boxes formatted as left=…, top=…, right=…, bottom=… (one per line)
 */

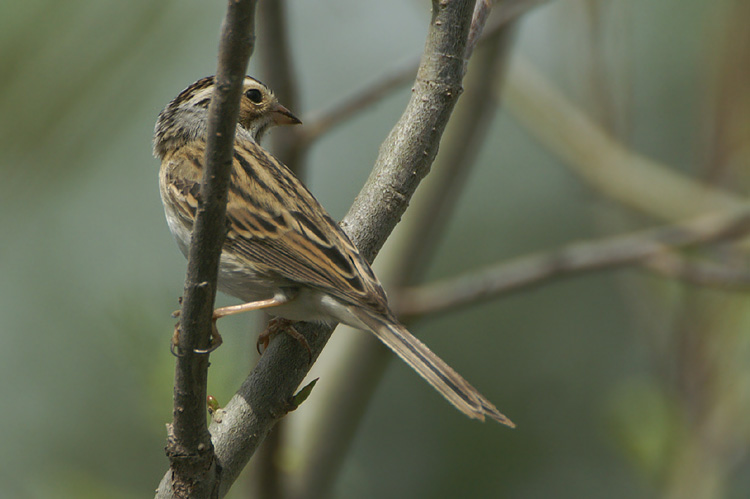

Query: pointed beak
left=272, top=103, right=302, bottom=126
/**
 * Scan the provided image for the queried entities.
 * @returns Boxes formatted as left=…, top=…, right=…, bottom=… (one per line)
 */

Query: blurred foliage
left=0, top=0, right=748, bottom=498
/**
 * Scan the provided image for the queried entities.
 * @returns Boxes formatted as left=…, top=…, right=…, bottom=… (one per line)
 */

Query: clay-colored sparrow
left=154, top=76, right=513, bottom=426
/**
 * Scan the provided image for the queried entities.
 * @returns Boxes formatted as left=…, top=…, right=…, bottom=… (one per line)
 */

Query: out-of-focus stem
left=504, top=57, right=743, bottom=221
left=288, top=23, right=517, bottom=499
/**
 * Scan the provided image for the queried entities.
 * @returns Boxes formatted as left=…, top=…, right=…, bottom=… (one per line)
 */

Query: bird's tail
left=352, top=309, right=514, bottom=427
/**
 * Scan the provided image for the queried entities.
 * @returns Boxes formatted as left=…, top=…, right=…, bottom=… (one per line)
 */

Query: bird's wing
left=163, top=139, right=388, bottom=314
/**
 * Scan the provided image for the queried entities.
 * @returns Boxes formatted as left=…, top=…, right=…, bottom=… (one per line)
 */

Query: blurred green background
left=2, top=0, right=749, bottom=497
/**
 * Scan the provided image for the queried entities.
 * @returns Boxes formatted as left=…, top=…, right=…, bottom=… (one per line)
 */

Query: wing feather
left=161, top=138, right=388, bottom=314
left=227, top=142, right=387, bottom=312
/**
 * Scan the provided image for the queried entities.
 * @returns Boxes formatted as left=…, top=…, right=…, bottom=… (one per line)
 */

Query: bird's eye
left=245, top=89, right=263, bottom=103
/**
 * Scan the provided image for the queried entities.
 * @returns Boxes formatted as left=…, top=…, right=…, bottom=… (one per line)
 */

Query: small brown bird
left=154, top=76, right=513, bottom=426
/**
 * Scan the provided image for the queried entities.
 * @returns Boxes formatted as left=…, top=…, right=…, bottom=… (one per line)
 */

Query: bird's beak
left=272, top=103, right=302, bottom=126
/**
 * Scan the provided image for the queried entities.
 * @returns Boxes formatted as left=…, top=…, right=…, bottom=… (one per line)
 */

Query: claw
left=193, top=320, right=224, bottom=354
left=170, top=323, right=185, bottom=357
left=257, top=318, right=312, bottom=363
left=170, top=319, right=223, bottom=356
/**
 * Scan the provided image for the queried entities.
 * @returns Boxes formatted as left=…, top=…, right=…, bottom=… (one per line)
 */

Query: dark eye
left=245, top=88, right=263, bottom=103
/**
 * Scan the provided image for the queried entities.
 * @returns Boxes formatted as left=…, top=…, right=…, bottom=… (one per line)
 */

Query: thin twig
left=193, top=2, right=481, bottom=497
left=396, top=208, right=750, bottom=319
left=298, top=0, right=550, bottom=146
left=466, top=0, right=492, bottom=58
left=298, top=57, right=418, bottom=146
left=643, top=252, right=750, bottom=289
left=155, top=1, right=258, bottom=498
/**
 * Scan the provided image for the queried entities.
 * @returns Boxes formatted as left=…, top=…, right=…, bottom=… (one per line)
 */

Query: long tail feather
left=353, top=310, right=514, bottom=427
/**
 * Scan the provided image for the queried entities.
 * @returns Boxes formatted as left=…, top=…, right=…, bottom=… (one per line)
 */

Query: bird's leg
left=212, top=293, right=291, bottom=319
left=257, top=317, right=312, bottom=363
left=192, top=322, right=224, bottom=354
left=172, top=290, right=296, bottom=354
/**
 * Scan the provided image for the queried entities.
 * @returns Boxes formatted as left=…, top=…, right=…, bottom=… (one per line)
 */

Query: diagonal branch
left=343, top=0, right=479, bottom=260
left=156, top=1, right=258, bottom=498
left=298, top=57, right=418, bottom=146
left=396, top=208, right=750, bottom=319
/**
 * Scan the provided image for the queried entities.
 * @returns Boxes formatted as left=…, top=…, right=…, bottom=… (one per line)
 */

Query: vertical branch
left=702, top=1, right=750, bottom=185
left=249, top=424, right=284, bottom=499
left=251, top=2, right=301, bottom=497
left=157, top=1, right=258, bottom=498
left=256, top=0, right=304, bottom=173
left=659, top=4, right=750, bottom=498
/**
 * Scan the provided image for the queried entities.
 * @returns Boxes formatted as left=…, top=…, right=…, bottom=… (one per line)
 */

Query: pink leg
left=173, top=292, right=295, bottom=355
left=213, top=294, right=292, bottom=319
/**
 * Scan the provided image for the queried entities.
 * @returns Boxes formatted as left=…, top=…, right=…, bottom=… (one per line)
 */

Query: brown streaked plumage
left=153, top=76, right=513, bottom=426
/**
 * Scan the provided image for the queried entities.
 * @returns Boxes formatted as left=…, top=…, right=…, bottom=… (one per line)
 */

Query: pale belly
left=217, top=253, right=347, bottom=324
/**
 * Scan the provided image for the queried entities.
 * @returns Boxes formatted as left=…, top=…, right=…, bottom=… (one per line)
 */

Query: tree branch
left=253, top=2, right=301, bottom=497
left=192, top=1, right=481, bottom=496
left=395, top=208, right=750, bottom=319
left=642, top=252, right=750, bottom=289
left=156, top=1, right=258, bottom=498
